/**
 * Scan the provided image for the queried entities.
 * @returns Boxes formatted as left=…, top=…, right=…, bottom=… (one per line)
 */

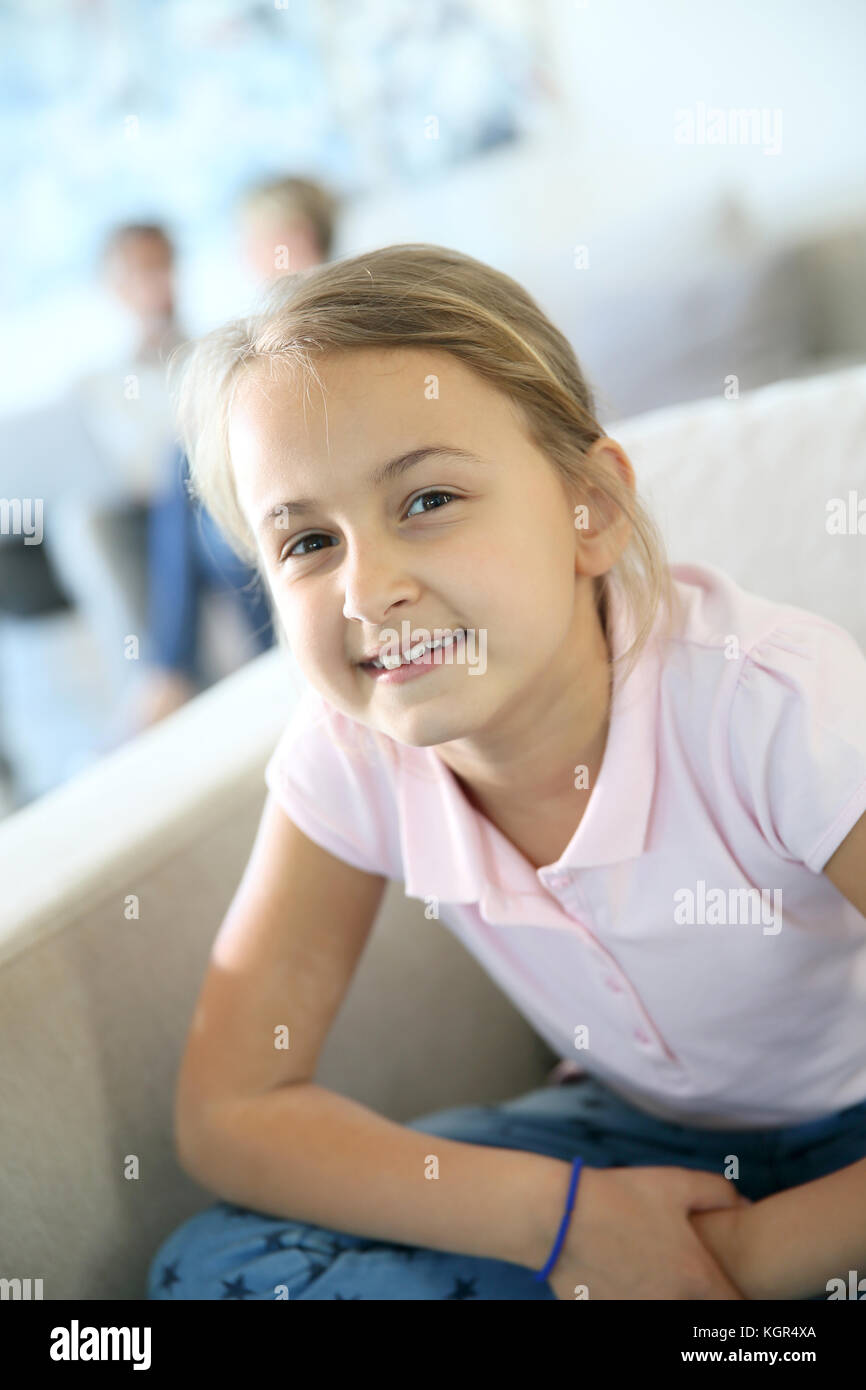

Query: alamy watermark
left=826, top=490, right=865, bottom=534
left=674, top=879, right=782, bottom=935
left=674, top=104, right=783, bottom=156
left=0, top=497, right=43, bottom=544
left=372, top=623, right=487, bottom=675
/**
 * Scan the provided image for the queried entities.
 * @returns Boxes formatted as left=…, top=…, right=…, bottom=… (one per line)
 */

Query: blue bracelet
left=533, top=1156, right=584, bottom=1281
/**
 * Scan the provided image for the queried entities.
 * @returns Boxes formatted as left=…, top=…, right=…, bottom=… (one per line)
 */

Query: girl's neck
left=434, top=591, right=613, bottom=831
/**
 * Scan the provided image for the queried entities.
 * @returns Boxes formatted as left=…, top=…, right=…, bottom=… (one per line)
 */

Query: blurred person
left=101, top=223, right=184, bottom=368
left=45, top=224, right=186, bottom=724
left=0, top=223, right=186, bottom=805
left=132, top=176, right=341, bottom=728
left=66, top=224, right=185, bottom=505
left=237, top=174, right=339, bottom=280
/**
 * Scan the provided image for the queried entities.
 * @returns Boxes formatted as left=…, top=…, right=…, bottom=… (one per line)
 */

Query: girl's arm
left=691, top=1156, right=866, bottom=1300
left=174, top=793, right=568, bottom=1271
left=693, top=812, right=866, bottom=1297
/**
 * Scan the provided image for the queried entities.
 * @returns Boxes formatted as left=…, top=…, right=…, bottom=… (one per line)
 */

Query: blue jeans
left=147, top=1073, right=866, bottom=1301
left=147, top=447, right=275, bottom=684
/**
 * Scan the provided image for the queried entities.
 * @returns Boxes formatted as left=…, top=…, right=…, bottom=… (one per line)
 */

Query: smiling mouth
left=359, top=629, right=466, bottom=670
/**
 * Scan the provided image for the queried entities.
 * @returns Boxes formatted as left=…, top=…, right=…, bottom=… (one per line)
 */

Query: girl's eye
left=281, top=533, right=336, bottom=561
left=278, top=490, right=456, bottom=563
left=405, top=489, right=456, bottom=517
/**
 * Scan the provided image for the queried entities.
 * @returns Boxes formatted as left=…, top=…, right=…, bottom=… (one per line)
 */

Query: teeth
left=370, top=630, right=462, bottom=670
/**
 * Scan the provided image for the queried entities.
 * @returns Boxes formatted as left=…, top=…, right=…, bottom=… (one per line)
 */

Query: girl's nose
left=340, top=546, right=420, bottom=626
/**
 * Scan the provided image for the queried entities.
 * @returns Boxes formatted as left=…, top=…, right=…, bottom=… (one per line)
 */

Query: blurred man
left=40, top=222, right=185, bottom=725
left=102, top=223, right=183, bottom=368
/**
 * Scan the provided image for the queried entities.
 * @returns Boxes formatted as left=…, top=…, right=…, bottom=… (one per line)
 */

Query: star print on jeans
left=221, top=1274, right=255, bottom=1299
left=155, top=1225, right=349, bottom=1296
left=442, top=1275, right=479, bottom=1299
left=158, top=1261, right=181, bottom=1293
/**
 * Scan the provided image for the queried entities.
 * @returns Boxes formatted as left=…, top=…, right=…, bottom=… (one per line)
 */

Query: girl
left=148, top=244, right=866, bottom=1301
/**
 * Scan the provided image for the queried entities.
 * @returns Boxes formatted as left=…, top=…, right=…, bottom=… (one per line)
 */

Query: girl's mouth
left=359, top=629, right=465, bottom=683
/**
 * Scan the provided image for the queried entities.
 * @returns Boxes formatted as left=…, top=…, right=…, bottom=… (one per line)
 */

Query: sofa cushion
left=611, top=362, right=866, bottom=649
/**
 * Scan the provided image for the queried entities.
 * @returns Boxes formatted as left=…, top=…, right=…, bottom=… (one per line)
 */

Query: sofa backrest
left=611, top=363, right=866, bottom=650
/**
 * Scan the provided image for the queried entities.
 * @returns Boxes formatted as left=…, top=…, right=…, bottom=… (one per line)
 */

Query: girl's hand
left=546, top=1164, right=751, bottom=1300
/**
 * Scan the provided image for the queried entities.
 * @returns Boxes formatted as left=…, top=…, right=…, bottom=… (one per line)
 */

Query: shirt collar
left=391, top=575, right=666, bottom=913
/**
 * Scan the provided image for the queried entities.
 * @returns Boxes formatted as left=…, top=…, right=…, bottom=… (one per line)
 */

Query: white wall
left=545, top=0, right=866, bottom=237
left=341, top=0, right=866, bottom=275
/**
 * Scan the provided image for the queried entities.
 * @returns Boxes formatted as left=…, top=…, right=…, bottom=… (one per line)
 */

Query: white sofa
left=1, top=364, right=864, bottom=1300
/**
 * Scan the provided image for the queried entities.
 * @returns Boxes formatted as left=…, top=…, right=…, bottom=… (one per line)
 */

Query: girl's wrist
left=525, top=1155, right=587, bottom=1272
left=728, top=1201, right=808, bottom=1300
left=689, top=1205, right=751, bottom=1293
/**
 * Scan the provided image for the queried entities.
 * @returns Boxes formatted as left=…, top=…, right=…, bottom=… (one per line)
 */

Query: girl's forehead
left=242, top=344, right=484, bottom=394
left=233, top=350, right=429, bottom=425
left=230, top=350, right=533, bottom=478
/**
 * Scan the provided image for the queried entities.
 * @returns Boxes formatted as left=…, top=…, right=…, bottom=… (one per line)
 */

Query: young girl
left=147, top=244, right=866, bottom=1301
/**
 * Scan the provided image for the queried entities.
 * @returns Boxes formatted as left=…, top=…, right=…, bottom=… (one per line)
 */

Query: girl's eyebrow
left=255, top=444, right=484, bottom=534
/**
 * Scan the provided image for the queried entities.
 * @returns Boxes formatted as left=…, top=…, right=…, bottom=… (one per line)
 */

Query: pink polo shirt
left=264, top=561, right=866, bottom=1130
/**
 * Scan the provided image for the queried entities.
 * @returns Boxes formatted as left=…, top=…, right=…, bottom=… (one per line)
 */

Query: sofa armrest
left=0, top=647, right=551, bottom=1298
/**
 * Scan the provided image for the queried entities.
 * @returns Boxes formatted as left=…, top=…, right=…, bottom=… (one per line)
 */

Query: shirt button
left=604, top=976, right=624, bottom=994
left=633, top=1026, right=653, bottom=1046
left=548, top=873, right=570, bottom=888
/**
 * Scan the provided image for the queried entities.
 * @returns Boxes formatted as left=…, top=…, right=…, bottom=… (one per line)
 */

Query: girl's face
left=229, top=346, right=629, bottom=752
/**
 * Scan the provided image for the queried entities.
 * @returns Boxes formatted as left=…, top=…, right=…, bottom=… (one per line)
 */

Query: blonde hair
left=170, top=242, right=678, bottom=688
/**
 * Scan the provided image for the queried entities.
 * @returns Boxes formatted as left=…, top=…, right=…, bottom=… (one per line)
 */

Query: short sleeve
left=727, top=615, right=866, bottom=873
left=264, top=686, right=394, bottom=878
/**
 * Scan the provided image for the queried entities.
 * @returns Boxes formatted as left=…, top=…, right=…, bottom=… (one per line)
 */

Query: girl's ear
left=572, top=439, right=635, bottom=578
left=585, top=437, right=637, bottom=503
